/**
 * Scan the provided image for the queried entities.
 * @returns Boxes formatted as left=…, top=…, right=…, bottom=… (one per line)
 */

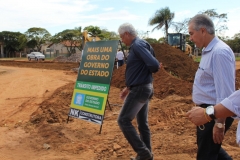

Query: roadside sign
left=68, top=40, right=119, bottom=125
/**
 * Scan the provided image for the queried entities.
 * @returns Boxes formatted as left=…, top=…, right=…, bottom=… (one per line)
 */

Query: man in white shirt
left=116, top=49, right=124, bottom=67
left=188, top=14, right=235, bottom=160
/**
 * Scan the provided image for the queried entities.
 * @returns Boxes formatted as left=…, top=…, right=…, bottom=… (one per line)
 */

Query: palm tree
left=148, top=7, right=174, bottom=42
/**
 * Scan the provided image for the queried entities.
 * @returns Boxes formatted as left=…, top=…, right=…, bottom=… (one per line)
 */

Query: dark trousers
left=118, top=60, right=124, bottom=67
left=196, top=116, right=234, bottom=160
left=117, top=83, right=153, bottom=155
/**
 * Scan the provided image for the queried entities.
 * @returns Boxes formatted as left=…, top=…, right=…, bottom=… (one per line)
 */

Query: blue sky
left=0, top=0, right=239, bottom=39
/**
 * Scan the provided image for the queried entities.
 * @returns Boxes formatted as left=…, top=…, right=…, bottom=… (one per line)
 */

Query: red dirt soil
left=0, top=43, right=240, bottom=160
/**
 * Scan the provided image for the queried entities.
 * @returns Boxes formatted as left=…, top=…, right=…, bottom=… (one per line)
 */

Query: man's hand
left=120, top=87, right=129, bottom=100
left=213, top=125, right=225, bottom=144
left=186, top=107, right=209, bottom=125
left=159, top=63, right=163, bottom=69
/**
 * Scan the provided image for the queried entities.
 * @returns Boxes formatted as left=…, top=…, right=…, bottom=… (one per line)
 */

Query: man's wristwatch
left=205, top=105, right=216, bottom=120
left=215, top=123, right=225, bottom=128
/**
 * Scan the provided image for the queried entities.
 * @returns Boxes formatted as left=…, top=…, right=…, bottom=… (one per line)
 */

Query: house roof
left=47, top=40, right=81, bottom=48
left=61, top=40, right=81, bottom=47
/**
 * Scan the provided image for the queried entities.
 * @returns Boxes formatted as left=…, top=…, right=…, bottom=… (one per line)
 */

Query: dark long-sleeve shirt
left=125, top=37, right=160, bottom=87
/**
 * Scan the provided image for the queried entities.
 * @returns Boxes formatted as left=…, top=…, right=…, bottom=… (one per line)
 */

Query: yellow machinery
left=167, top=33, right=195, bottom=59
left=82, top=30, right=101, bottom=48
left=185, top=43, right=192, bottom=55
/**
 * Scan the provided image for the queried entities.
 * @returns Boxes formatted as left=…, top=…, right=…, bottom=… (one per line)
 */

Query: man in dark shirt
left=117, top=22, right=160, bottom=160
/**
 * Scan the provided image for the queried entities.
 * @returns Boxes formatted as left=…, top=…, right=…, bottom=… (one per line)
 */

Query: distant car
left=27, top=52, right=45, bottom=61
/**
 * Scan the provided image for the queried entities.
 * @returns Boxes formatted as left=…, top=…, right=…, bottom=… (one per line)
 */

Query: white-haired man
left=117, top=22, right=160, bottom=160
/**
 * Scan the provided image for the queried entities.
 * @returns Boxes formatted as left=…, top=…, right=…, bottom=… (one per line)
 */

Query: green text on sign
left=75, top=81, right=109, bottom=94
left=83, top=95, right=104, bottom=110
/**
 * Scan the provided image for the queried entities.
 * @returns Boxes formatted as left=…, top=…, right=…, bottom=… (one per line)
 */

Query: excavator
left=167, top=33, right=195, bottom=59
left=82, top=30, right=101, bottom=48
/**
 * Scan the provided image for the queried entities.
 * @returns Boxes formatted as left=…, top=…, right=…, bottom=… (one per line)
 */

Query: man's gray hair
left=189, top=14, right=215, bottom=35
left=118, top=23, right=137, bottom=36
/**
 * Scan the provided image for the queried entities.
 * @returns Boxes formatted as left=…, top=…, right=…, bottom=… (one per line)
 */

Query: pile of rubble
left=53, top=53, right=82, bottom=62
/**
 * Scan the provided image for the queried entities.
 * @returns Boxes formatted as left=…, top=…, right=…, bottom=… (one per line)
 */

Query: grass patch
left=194, top=57, right=201, bottom=62
left=194, top=56, right=240, bottom=62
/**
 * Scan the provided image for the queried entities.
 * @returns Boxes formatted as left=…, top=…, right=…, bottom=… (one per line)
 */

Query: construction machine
left=167, top=33, right=194, bottom=59
left=82, top=30, right=101, bottom=48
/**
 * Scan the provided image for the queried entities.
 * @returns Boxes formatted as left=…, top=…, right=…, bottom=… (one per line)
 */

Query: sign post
left=67, top=40, right=119, bottom=133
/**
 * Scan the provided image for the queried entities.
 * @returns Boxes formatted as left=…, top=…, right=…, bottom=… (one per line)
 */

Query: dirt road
left=0, top=66, right=78, bottom=159
left=0, top=60, right=240, bottom=160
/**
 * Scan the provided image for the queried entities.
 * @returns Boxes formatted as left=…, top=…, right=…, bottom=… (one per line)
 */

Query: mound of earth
left=236, top=69, right=240, bottom=90
left=29, top=82, right=75, bottom=125
left=151, top=43, right=199, bottom=82
left=111, top=43, right=198, bottom=99
left=23, top=73, right=240, bottom=160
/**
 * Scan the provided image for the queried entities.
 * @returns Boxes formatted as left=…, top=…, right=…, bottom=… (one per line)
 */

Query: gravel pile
left=53, top=53, right=82, bottom=62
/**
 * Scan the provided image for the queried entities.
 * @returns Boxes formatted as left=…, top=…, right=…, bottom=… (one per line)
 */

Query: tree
left=171, top=18, right=190, bottom=34
left=53, top=28, right=82, bottom=54
left=26, top=39, right=37, bottom=51
left=18, top=34, right=28, bottom=53
left=225, top=33, right=240, bottom=53
left=148, top=7, right=175, bottom=42
left=137, top=30, right=150, bottom=39
left=83, top=25, right=101, bottom=36
left=25, top=27, right=51, bottom=51
left=144, top=38, right=158, bottom=44
left=0, top=31, right=25, bottom=57
left=158, top=37, right=166, bottom=43
left=98, top=29, right=119, bottom=40
left=199, top=9, right=228, bottom=36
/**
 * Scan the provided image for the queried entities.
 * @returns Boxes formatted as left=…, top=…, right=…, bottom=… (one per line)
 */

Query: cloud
left=227, top=7, right=240, bottom=13
left=0, top=0, right=141, bottom=34
left=73, top=9, right=140, bottom=32
left=0, top=0, right=99, bottom=32
left=103, top=7, right=114, bottom=11
left=130, top=0, right=155, bottom=3
left=95, top=10, right=140, bottom=20
left=173, top=10, right=191, bottom=21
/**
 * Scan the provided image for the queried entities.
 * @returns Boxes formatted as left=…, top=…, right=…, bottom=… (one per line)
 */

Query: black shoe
left=130, top=153, right=153, bottom=160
